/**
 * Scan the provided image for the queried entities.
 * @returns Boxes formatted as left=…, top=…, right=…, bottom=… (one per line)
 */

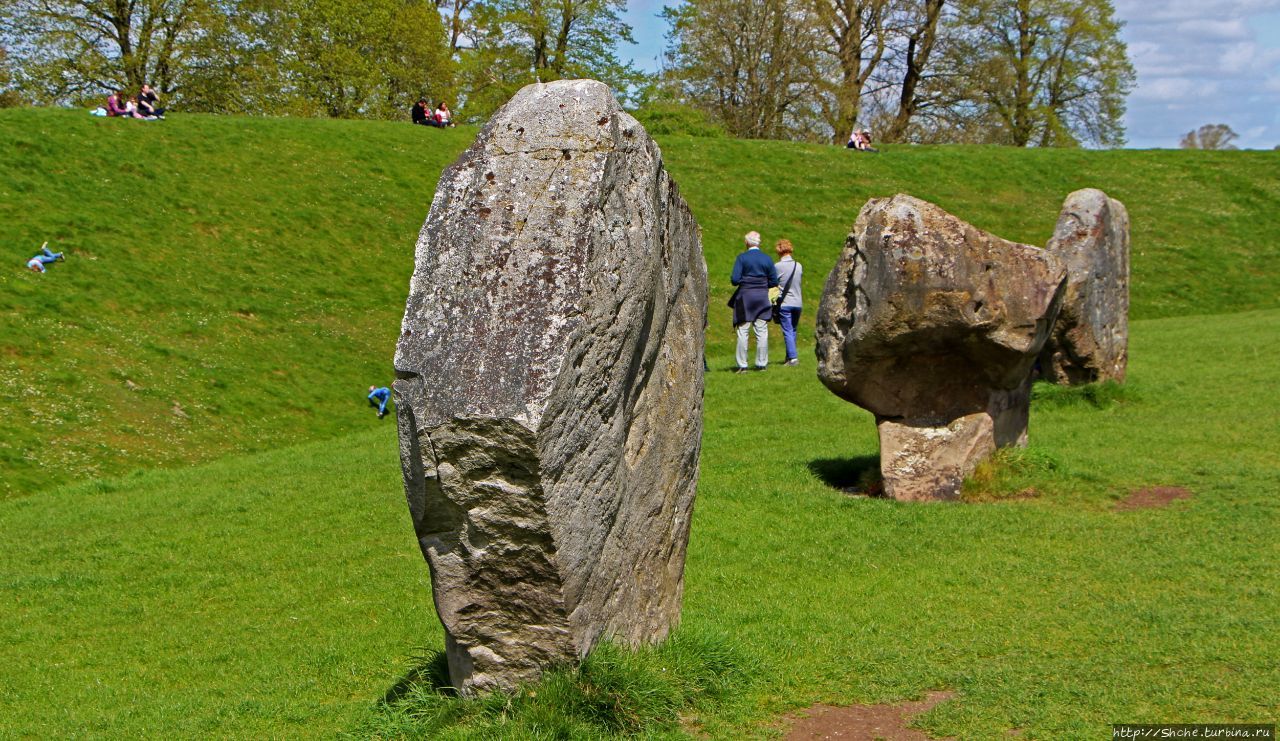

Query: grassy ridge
left=659, top=137, right=1280, bottom=324
left=2, top=308, right=1276, bottom=738
left=2, top=108, right=1277, bottom=496
left=0, top=110, right=473, bottom=495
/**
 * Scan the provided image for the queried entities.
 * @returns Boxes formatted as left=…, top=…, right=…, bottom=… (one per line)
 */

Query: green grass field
left=1, top=108, right=1277, bottom=738
left=3, top=108, right=1278, bottom=496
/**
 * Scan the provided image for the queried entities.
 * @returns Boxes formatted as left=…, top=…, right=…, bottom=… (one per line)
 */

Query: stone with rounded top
left=393, top=79, right=708, bottom=693
left=1039, top=188, right=1130, bottom=385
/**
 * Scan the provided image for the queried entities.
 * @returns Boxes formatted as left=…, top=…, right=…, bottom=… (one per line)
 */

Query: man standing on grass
left=730, top=230, right=779, bottom=373
left=368, top=386, right=391, bottom=418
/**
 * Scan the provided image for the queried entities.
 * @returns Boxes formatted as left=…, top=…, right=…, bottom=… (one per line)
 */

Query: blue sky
left=619, top=0, right=1280, bottom=149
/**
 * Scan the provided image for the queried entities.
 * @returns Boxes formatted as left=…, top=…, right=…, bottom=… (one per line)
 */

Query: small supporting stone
left=816, top=195, right=1065, bottom=500
left=393, top=79, right=708, bottom=693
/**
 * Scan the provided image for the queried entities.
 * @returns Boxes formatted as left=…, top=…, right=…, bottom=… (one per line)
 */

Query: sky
left=618, top=0, right=1280, bottom=149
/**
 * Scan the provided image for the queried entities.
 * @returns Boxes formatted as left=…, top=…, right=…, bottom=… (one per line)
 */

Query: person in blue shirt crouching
left=368, top=386, right=391, bottom=418
left=729, top=231, right=779, bottom=373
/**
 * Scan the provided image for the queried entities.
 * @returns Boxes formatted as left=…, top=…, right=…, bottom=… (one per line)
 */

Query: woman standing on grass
left=773, top=239, right=803, bottom=366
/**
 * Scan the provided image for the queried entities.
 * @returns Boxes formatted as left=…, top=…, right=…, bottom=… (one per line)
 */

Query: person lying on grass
left=368, top=386, right=391, bottom=418
left=26, top=243, right=64, bottom=273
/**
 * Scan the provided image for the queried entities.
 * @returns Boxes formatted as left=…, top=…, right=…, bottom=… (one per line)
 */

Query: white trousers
left=736, top=319, right=769, bottom=368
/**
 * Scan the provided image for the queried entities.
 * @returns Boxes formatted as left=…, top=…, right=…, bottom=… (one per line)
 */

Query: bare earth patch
left=1116, top=486, right=1193, bottom=511
left=784, top=690, right=956, bottom=740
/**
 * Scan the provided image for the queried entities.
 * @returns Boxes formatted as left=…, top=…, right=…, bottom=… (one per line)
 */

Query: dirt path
left=783, top=690, right=956, bottom=740
left=1116, top=486, right=1192, bottom=511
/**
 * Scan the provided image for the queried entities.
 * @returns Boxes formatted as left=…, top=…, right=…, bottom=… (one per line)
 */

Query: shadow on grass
left=808, top=455, right=881, bottom=494
left=382, top=649, right=454, bottom=704
left=1031, top=379, right=1136, bottom=410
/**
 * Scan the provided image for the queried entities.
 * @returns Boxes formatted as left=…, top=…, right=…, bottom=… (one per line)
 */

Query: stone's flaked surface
left=1040, top=188, right=1130, bottom=385
left=816, top=195, right=1065, bottom=501
left=393, top=79, right=708, bottom=693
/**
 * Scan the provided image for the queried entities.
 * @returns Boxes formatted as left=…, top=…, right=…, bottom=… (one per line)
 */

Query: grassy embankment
left=2, top=108, right=1277, bottom=495
left=1, top=108, right=1277, bottom=737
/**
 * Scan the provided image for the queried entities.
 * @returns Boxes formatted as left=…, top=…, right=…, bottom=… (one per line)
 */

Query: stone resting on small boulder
left=1039, top=188, right=1130, bottom=385
left=816, top=195, right=1066, bottom=501
left=393, top=79, right=708, bottom=693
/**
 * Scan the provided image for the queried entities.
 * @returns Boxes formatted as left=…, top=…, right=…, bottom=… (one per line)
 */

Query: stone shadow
left=807, top=455, right=881, bottom=495
left=382, top=649, right=454, bottom=704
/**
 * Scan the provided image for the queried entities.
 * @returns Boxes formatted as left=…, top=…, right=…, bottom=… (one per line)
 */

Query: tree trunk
left=883, top=0, right=944, bottom=143
left=1010, top=0, right=1035, bottom=147
left=550, top=0, right=575, bottom=75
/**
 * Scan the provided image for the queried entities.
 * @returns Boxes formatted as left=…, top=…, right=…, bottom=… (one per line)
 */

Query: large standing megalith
left=816, top=195, right=1066, bottom=501
left=393, top=80, right=708, bottom=693
left=1039, top=188, right=1130, bottom=385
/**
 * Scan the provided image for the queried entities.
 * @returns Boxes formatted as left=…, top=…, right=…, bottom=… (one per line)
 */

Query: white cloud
left=1131, top=77, right=1217, bottom=101
left=1117, top=0, right=1280, bottom=24
left=1118, top=1, right=1280, bottom=147
left=1177, top=18, right=1251, bottom=40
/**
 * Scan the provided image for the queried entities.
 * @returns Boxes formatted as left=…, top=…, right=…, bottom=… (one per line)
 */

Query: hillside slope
left=2, top=108, right=1277, bottom=495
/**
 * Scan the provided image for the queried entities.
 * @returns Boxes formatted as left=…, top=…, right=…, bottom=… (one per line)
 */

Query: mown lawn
left=3, top=307, right=1275, bottom=738
left=2, top=108, right=1277, bottom=496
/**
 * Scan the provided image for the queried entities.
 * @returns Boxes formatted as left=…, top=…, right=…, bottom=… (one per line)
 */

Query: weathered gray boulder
left=1040, top=188, right=1130, bottom=384
left=816, top=195, right=1066, bottom=501
left=393, top=80, right=708, bottom=693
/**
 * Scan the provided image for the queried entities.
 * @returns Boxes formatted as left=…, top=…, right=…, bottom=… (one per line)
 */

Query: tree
left=662, top=0, right=825, bottom=140
left=1180, top=124, right=1239, bottom=151
left=180, top=0, right=453, bottom=118
left=811, top=0, right=892, bottom=144
left=939, top=0, right=1135, bottom=147
left=0, top=46, right=20, bottom=106
left=449, top=0, right=642, bottom=120
left=0, top=0, right=221, bottom=102
left=437, top=0, right=478, bottom=52
left=880, top=0, right=947, bottom=142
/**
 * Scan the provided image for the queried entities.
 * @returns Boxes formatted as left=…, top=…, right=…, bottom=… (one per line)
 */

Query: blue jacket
left=730, top=248, right=779, bottom=287
left=368, top=387, right=390, bottom=403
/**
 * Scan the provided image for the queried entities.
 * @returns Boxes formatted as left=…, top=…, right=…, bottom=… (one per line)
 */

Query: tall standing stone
left=392, top=80, right=707, bottom=693
left=816, top=195, right=1066, bottom=501
left=1040, top=188, right=1130, bottom=384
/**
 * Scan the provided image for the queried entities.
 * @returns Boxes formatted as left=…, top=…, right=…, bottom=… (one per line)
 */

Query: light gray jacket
left=775, top=257, right=802, bottom=308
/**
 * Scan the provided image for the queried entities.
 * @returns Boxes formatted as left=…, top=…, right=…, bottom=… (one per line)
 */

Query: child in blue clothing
left=26, top=243, right=65, bottom=273
left=368, top=386, right=391, bottom=418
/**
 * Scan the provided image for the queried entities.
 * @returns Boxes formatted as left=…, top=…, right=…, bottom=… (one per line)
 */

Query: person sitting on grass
left=26, top=243, right=65, bottom=273
left=434, top=101, right=455, bottom=127
left=106, top=91, right=130, bottom=117
left=124, top=96, right=147, bottom=119
left=412, top=99, right=433, bottom=126
left=368, top=386, right=391, bottom=418
left=846, top=128, right=878, bottom=152
left=138, top=84, right=165, bottom=119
